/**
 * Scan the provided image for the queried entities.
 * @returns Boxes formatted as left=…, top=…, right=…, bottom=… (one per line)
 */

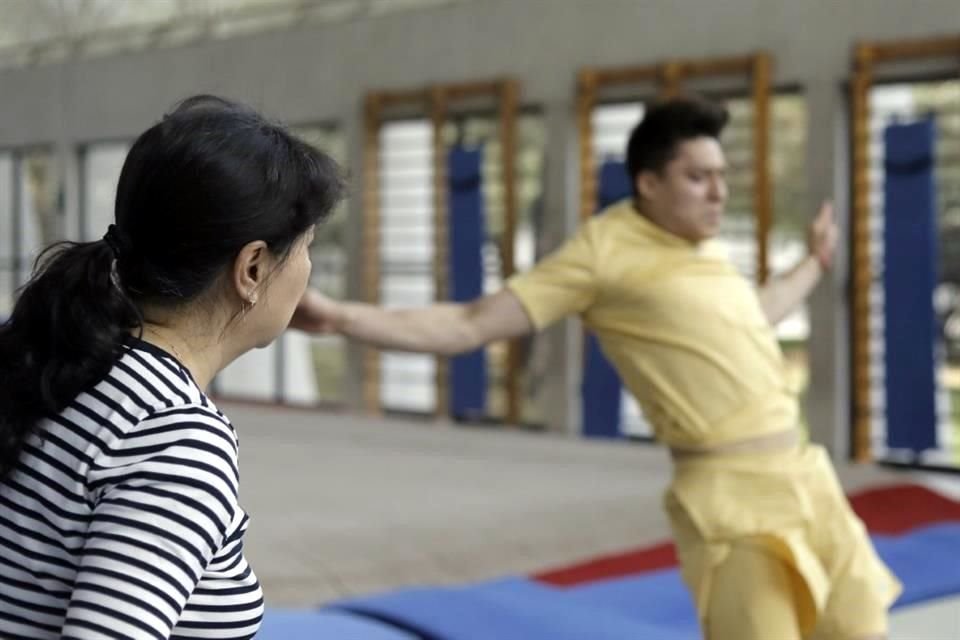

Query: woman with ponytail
left=0, top=95, right=344, bottom=639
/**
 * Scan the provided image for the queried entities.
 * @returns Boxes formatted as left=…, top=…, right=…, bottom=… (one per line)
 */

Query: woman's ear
left=232, top=240, right=269, bottom=304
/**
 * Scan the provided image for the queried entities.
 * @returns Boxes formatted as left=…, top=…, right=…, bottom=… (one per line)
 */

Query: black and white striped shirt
left=0, top=338, right=263, bottom=639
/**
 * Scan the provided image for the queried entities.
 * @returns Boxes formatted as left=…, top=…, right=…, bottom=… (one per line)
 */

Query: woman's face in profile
left=250, top=226, right=316, bottom=348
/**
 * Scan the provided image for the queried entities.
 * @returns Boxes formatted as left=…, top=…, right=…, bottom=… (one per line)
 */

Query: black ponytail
left=0, top=240, right=142, bottom=476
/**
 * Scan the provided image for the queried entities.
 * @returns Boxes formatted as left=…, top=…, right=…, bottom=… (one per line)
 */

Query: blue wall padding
left=582, top=333, right=623, bottom=438
left=883, top=119, right=940, bottom=452
left=448, top=146, right=488, bottom=419
left=597, top=161, right=633, bottom=208
left=581, top=160, right=632, bottom=438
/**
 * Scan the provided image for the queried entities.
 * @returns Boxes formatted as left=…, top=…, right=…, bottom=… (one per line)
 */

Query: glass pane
left=768, top=94, right=811, bottom=428
left=379, top=119, right=435, bottom=413
left=0, top=153, right=13, bottom=318
left=216, top=343, right=278, bottom=402
left=716, top=97, right=758, bottom=281
left=304, top=334, right=345, bottom=405
left=82, top=143, right=130, bottom=241
left=292, top=125, right=347, bottom=404
left=19, top=148, right=63, bottom=286
left=380, top=352, right=435, bottom=413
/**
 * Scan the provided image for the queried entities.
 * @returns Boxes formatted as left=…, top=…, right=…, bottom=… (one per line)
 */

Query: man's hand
left=759, top=201, right=839, bottom=325
left=289, top=287, right=345, bottom=334
left=807, top=201, right=838, bottom=271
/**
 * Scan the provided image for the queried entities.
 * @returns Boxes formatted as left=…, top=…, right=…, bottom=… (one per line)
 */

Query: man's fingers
left=815, top=201, right=833, bottom=229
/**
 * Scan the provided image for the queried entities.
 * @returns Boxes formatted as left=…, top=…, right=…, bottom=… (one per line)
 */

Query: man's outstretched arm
left=758, top=201, right=838, bottom=326
left=292, top=220, right=599, bottom=353
left=289, top=288, right=534, bottom=356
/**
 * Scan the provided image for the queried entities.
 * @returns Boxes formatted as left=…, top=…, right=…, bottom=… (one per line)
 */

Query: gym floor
left=230, top=401, right=960, bottom=639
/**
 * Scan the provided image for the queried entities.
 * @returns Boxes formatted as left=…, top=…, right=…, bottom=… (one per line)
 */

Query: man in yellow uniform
left=292, top=97, right=901, bottom=639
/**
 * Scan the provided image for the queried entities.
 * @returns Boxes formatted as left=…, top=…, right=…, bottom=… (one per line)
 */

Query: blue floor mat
left=260, top=523, right=960, bottom=639
left=258, top=608, right=418, bottom=639
left=875, top=523, right=960, bottom=607
left=332, top=577, right=695, bottom=640
left=565, top=569, right=699, bottom=635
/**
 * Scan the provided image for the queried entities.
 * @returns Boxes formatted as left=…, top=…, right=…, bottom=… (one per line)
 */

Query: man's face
left=635, top=137, right=728, bottom=243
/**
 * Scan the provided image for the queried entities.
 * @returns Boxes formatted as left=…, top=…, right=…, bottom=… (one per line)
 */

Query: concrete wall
left=2, top=0, right=958, bottom=455
left=1, top=0, right=957, bottom=143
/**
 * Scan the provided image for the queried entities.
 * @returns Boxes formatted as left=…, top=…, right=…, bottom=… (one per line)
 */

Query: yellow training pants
left=665, top=444, right=902, bottom=639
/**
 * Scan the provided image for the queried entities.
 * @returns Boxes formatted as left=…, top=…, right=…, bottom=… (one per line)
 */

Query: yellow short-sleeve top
left=507, top=199, right=798, bottom=448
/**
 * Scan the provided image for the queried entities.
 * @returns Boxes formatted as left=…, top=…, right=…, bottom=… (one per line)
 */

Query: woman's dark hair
left=0, top=95, right=345, bottom=477
left=625, top=95, right=729, bottom=194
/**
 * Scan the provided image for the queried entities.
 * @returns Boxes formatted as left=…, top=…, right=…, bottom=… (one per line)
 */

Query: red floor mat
left=849, top=483, right=960, bottom=534
left=534, top=483, right=960, bottom=587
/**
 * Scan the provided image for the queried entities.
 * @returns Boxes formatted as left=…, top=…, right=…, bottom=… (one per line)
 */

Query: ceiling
left=0, top=0, right=470, bottom=69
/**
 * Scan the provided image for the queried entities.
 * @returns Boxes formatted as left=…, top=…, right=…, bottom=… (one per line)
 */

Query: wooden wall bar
left=363, top=79, right=523, bottom=423
left=848, top=35, right=960, bottom=461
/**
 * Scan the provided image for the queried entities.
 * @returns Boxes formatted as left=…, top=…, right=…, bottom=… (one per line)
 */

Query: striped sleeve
left=61, top=407, right=240, bottom=640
